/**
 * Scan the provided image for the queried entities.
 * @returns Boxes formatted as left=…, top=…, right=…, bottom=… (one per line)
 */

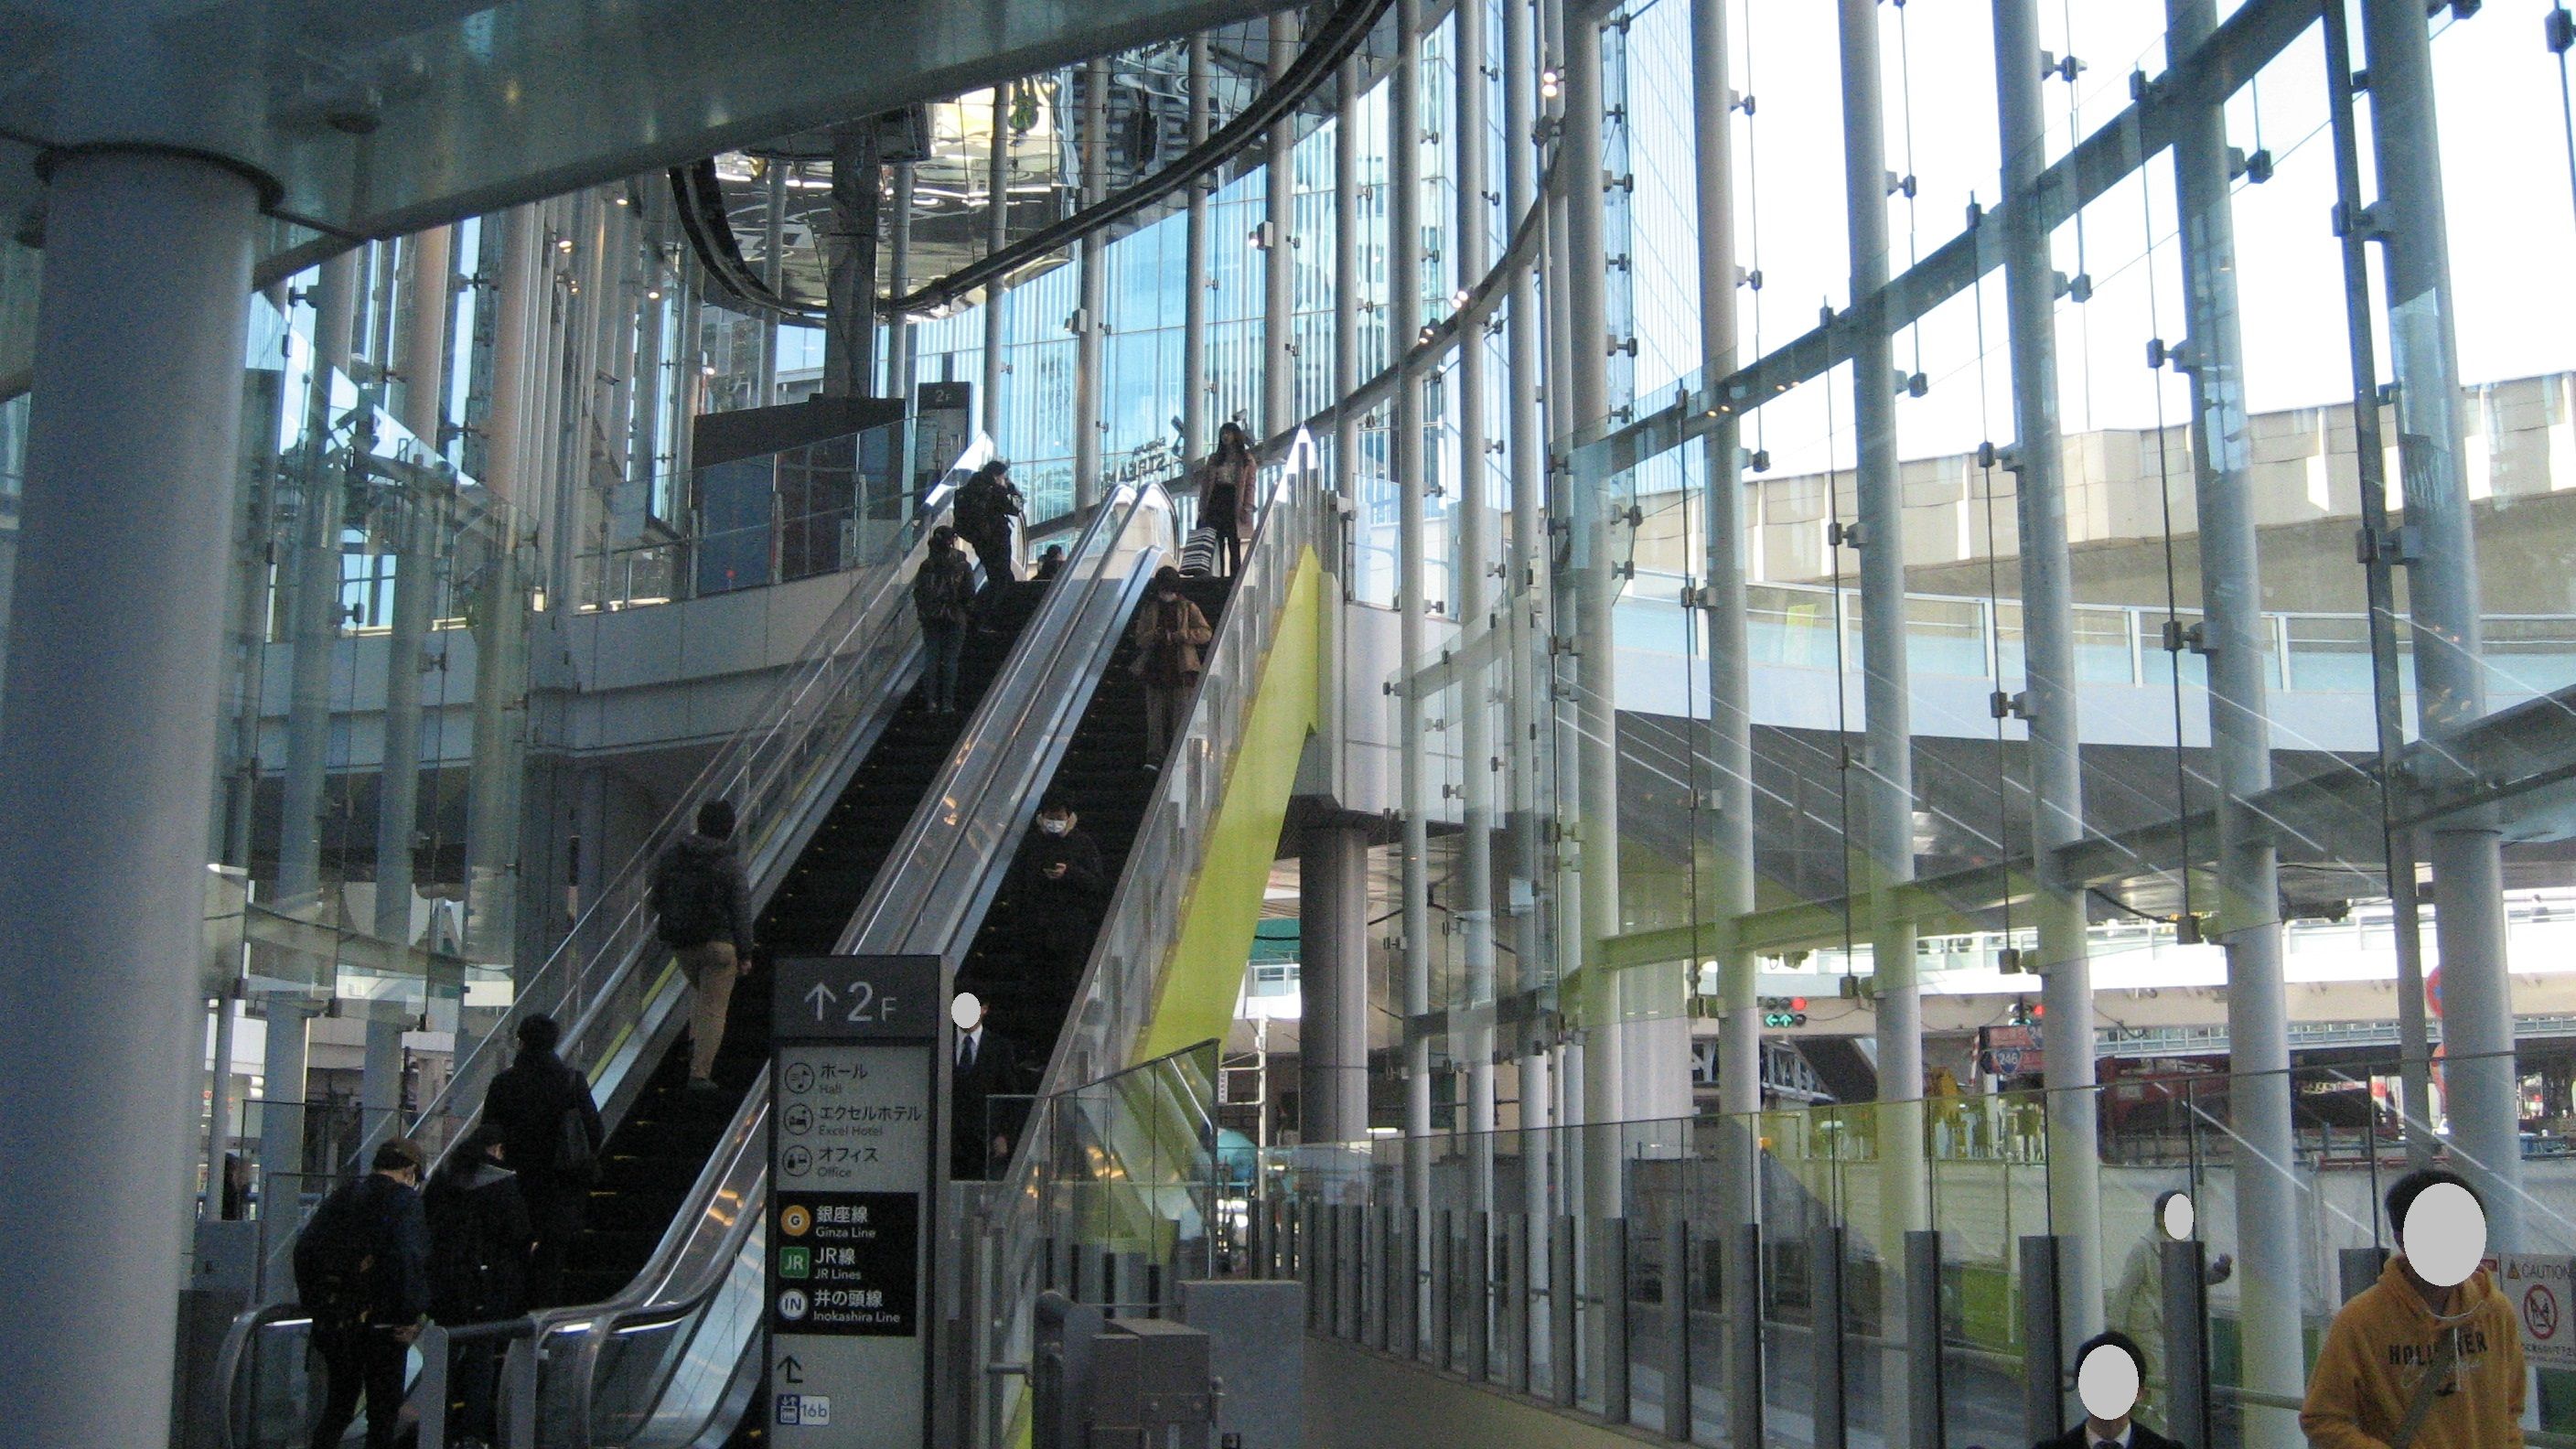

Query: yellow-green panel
left=1131, top=547, right=1325, bottom=1066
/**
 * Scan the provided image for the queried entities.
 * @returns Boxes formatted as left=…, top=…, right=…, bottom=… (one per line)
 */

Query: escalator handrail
left=399, top=431, right=994, bottom=1175
left=841, top=480, right=1176, bottom=957
left=1023, top=465, right=1315, bottom=1101
left=512, top=479, right=1165, bottom=1446
left=225, top=434, right=993, bottom=1442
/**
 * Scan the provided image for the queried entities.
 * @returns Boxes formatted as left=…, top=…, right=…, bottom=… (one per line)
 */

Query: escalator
left=562, top=581, right=1051, bottom=1304
left=959, top=575, right=1234, bottom=1115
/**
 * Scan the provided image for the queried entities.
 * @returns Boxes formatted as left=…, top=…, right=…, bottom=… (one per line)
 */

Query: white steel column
left=464, top=207, right=540, bottom=975
left=2360, top=0, right=2521, bottom=1243
left=887, top=164, right=917, bottom=407
left=1333, top=53, right=1360, bottom=526
left=1454, top=0, right=1498, bottom=1218
left=2162, top=1, right=2298, bottom=1434
left=1563, top=0, right=1627, bottom=1221
left=0, top=148, right=260, bottom=1448
left=275, top=253, right=359, bottom=911
left=1265, top=11, right=1303, bottom=440
left=1076, top=58, right=1109, bottom=510
left=1995, top=0, right=2105, bottom=1352
left=1840, top=1, right=1922, bottom=1438
left=1394, top=0, right=1433, bottom=1219
left=1502, top=0, right=1558, bottom=1293
left=1690, top=7, right=1765, bottom=1415
left=1185, top=36, right=1214, bottom=466
left=982, top=86, right=1012, bottom=442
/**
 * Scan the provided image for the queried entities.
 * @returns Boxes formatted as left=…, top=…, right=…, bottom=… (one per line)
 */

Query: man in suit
left=950, top=991, right=1023, bottom=1182
left=2037, top=1329, right=2187, bottom=1449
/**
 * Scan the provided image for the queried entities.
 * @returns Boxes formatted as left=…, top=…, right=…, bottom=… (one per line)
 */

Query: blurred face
left=1040, top=810, right=1074, bottom=835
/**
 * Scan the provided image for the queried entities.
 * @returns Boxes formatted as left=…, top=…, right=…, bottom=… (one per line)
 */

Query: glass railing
left=1606, top=568, right=2576, bottom=704
left=1262, top=1048, right=2576, bottom=1449
left=963, top=1041, right=1225, bottom=1448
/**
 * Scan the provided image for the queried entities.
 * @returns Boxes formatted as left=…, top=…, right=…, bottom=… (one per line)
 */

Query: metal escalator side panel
left=839, top=482, right=1175, bottom=960
left=1026, top=478, right=1327, bottom=1099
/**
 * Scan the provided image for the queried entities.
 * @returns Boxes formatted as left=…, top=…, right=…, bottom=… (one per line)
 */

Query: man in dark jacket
left=950, top=991, right=1024, bottom=1182
left=424, top=1123, right=531, bottom=1444
left=953, top=459, right=1024, bottom=585
left=481, top=1014, right=603, bottom=1308
left=1013, top=797, right=1107, bottom=977
left=295, top=1137, right=432, bottom=1449
left=651, top=799, right=757, bottom=1092
left=914, top=527, right=978, bottom=714
left=2034, top=1330, right=2186, bottom=1449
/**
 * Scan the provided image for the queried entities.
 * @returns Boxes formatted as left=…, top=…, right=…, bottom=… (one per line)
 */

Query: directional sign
left=769, top=956, right=941, bottom=1449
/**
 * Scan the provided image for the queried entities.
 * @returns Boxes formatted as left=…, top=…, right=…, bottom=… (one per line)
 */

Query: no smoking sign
left=2503, top=1253, right=2576, bottom=1370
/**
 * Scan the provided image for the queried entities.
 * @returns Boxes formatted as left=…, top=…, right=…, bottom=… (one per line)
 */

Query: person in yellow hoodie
left=2302, top=1168, right=2524, bottom=1449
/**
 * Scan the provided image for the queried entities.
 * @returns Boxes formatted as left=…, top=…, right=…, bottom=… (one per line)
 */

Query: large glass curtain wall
left=973, top=0, right=2576, bottom=1446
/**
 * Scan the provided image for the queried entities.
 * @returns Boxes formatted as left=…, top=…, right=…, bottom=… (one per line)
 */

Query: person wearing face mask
left=1014, top=798, right=1107, bottom=975
left=1130, top=565, right=1212, bottom=771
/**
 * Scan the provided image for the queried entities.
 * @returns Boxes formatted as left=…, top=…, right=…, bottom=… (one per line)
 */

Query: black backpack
left=651, top=845, right=728, bottom=947
left=295, top=1182, right=381, bottom=1329
left=953, top=478, right=997, bottom=537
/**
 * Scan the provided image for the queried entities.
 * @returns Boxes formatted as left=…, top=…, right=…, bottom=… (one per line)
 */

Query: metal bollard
left=1470, top=1210, right=1494, bottom=1385
left=2019, top=1234, right=2064, bottom=1447
left=1664, top=1218, right=1691, bottom=1441
left=1905, top=1229, right=1946, bottom=1449
left=1600, top=1219, right=1631, bottom=1424
left=1551, top=1216, right=1578, bottom=1408
left=1812, top=1224, right=1847, bottom=1449
left=1729, top=1223, right=1765, bottom=1449
left=2163, top=1238, right=2214, bottom=1449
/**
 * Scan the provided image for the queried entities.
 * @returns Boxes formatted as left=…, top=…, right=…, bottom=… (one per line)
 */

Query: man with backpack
left=295, top=1137, right=433, bottom=1449
left=481, top=1014, right=603, bottom=1308
left=424, top=1124, right=531, bottom=1445
left=952, top=459, right=1024, bottom=585
left=650, top=798, right=757, bottom=1093
left=913, top=526, right=978, bottom=714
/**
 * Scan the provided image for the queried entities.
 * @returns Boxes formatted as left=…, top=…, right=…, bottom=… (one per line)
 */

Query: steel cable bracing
left=1822, top=367, right=1861, bottom=973
left=2140, top=159, right=2197, bottom=929
left=1970, top=256, right=2019, bottom=953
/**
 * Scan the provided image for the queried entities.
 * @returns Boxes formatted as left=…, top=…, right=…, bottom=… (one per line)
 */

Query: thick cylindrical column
left=1993, top=0, right=2103, bottom=1351
left=1333, top=53, right=1359, bottom=515
left=2161, top=0, right=2296, bottom=1434
left=1690, top=1, right=1766, bottom=1422
left=1454, top=0, right=1497, bottom=1219
left=824, top=120, right=882, bottom=399
left=1393, top=0, right=1433, bottom=1219
left=982, top=86, right=1011, bottom=442
left=1075, top=59, right=1108, bottom=509
left=275, top=253, right=359, bottom=910
left=1494, top=0, right=1545, bottom=1025
left=1183, top=37, right=1213, bottom=466
left=1841, top=2, right=1922, bottom=1440
left=1299, top=826, right=1371, bottom=1147
left=0, top=148, right=259, bottom=1449
left=886, top=164, right=916, bottom=407
left=1263, top=12, right=1302, bottom=440
left=2360, top=0, right=2519, bottom=1240
left=757, top=166, right=785, bottom=405
left=464, top=208, right=540, bottom=971
left=1503, top=1, right=1556, bottom=1223
left=1563, top=0, right=1630, bottom=1225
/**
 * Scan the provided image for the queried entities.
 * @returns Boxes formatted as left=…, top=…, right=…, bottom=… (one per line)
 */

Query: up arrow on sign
left=778, top=1355, right=806, bottom=1385
left=804, top=982, right=839, bottom=1021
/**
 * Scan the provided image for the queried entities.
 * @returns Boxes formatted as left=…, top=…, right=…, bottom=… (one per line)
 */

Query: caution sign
left=2501, top=1254, right=2576, bottom=1370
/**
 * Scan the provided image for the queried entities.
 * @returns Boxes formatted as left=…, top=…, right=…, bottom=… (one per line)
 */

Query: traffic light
left=1758, top=995, right=1809, bottom=1028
